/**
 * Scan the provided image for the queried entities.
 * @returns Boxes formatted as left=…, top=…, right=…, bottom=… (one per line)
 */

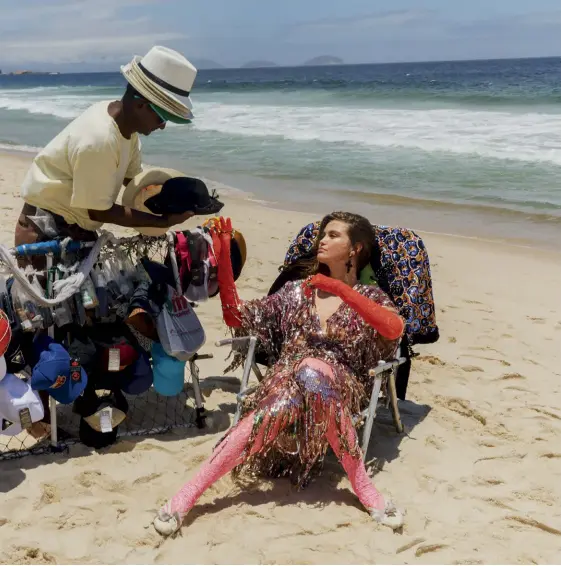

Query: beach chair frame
left=215, top=336, right=405, bottom=458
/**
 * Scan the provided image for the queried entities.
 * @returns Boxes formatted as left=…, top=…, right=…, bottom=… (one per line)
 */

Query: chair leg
left=189, top=360, right=207, bottom=428
left=251, top=362, right=264, bottom=382
left=361, top=373, right=384, bottom=458
left=233, top=337, right=257, bottom=426
left=387, top=368, right=404, bottom=434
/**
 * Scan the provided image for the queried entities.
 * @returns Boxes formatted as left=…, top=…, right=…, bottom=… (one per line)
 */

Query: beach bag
left=156, top=285, right=205, bottom=361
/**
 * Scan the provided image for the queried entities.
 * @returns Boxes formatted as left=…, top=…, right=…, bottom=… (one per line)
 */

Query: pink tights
left=160, top=358, right=385, bottom=522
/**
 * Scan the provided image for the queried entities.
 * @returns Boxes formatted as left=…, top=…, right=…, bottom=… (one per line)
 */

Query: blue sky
left=1, top=0, right=561, bottom=70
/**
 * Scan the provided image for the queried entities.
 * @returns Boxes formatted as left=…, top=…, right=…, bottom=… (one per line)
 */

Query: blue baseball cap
left=152, top=342, right=185, bottom=396
left=31, top=339, right=88, bottom=404
left=119, top=351, right=153, bottom=395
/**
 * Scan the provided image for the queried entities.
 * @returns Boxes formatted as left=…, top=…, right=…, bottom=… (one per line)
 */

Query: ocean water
left=1, top=58, right=561, bottom=243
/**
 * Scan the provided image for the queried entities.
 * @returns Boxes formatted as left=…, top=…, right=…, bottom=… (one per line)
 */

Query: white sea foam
left=2, top=86, right=561, bottom=166
left=191, top=102, right=561, bottom=166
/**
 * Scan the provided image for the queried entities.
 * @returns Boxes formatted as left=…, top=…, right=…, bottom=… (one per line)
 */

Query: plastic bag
left=11, top=277, right=43, bottom=332
left=156, top=285, right=205, bottom=361
left=51, top=268, right=74, bottom=328
left=91, top=264, right=109, bottom=318
left=32, top=274, right=54, bottom=328
left=80, top=275, right=98, bottom=310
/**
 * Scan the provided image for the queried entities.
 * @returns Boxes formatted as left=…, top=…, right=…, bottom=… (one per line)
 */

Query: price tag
left=99, top=407, right=113, bottom=433
left=108, top=348, right=121, bottom=372
left=19, top=407, right=32, bottom=429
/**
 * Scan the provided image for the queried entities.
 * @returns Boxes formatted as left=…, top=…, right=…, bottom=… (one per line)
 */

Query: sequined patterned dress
left=226, top=278, right=399, bottom=486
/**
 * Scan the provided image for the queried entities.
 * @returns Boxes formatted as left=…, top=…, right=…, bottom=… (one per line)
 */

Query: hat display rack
left=0, top=232, right=214, bottom=461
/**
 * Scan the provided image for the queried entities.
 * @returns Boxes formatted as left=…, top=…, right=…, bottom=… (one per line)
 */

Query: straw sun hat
left=121, top=46, right=197, bottom=123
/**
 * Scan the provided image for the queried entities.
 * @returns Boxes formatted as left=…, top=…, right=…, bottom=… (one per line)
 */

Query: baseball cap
left=0, top=309, right=11, bottom=357
left=0, top=373, right=44, bottom=436
left=0, top=355, right=6, bottom=382
left=152, top=342, right=186, bottom=396
left=78, top=388, right=129, bottom=449
left=31, top=340, right=88, bottom=404
left=118, top=351, right=154, bottom=395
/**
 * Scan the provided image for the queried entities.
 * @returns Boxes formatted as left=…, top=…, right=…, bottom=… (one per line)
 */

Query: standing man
left=16, top=46, right=198, bottom=251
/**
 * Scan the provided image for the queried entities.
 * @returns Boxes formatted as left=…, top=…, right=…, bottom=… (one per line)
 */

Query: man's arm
left=89, top=205, right=193, bottom=229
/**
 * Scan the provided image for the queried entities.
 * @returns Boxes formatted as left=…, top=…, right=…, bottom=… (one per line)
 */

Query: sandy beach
left=1, top=151, right=561, bottom=564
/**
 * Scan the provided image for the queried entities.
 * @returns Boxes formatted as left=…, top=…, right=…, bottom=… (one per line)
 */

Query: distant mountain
left=303, top=56, right=344, bottom=66
left=193, top=59, right=224, bottom=69
left=241, top=60, right=278, bottom=69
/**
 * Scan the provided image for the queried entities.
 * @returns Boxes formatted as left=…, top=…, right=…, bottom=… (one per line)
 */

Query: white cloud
left=0, top=0, right=186, bottom=65
left=286, top=10, right=444, bottom=43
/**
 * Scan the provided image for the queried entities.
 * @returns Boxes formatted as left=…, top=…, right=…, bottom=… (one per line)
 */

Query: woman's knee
left=295, top=358, right=340, bottom=401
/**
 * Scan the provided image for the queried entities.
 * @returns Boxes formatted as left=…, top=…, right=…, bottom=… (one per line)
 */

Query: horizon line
left=1, top=54, right=560, bottom=74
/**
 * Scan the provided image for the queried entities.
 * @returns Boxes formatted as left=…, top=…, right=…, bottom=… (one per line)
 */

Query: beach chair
left=215, top=335, right=406, bottom=459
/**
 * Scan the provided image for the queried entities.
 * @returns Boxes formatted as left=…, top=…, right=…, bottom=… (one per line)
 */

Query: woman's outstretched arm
left=307, top=274, right=404, bottom=340
left=212, top=217, right=243, bottom=327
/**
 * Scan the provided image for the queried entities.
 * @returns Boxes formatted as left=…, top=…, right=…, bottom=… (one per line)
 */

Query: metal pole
left=188, top=360, right=206, bottom=428
left=361, top=365, right=385, bottom=457
left=46, top=253, right=58, bottom=449
left=233, top=336, right=257, bottom=426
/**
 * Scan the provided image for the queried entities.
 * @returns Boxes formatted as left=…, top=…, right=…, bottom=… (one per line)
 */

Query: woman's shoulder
left=275, top=279, right=304, bottom=295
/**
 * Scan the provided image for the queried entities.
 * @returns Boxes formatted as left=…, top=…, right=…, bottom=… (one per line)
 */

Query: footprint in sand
left=435, top=396, right=487, bottom=425
left=34, top=483, right=61, bottom=510
left=527, top=316, right=546, bottom=324
left=3, top=547, right=57, bottom=565
left=132, top=472, right=163, bottom=486
left=496, top=373, right=526, bottom=381
left=461, top=365, right=484, bottom=373
left=416, top=355, right=446, bottom=366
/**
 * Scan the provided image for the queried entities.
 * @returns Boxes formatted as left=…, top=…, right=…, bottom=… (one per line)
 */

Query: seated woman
left=154, top=212, right=406, bottom=536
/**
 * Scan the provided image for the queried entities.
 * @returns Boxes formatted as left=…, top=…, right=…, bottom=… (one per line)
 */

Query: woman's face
left=317, top=220, right=355, bottom=267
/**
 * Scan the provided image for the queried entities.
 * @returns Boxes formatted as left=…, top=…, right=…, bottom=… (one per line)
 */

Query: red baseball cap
left=101, top=341, right=139, bottom=372
left=0, top=310, right=12, bottom=358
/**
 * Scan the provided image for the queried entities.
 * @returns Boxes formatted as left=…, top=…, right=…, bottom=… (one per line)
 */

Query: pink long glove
left=211, top=217, right=243, bottom=327
left=307, top=274, right=404, bottom=340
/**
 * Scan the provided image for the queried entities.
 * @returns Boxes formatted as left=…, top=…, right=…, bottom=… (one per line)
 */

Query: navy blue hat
left=144, top=177, right=224, bottom=216
left=119, top=351, right=153, bottom=395
left=31, top=338, right=88, bottom=404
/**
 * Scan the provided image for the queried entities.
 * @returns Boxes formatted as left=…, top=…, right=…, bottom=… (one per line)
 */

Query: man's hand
left=89, top=205, right=194, bottom=229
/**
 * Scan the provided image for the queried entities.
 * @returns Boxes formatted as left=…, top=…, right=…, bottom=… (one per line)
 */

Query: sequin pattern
left=225, top=279, right=399, bottom=487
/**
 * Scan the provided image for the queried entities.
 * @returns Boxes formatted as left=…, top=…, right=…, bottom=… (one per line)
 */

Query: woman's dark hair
left=306, top=211, right=375, bottom=276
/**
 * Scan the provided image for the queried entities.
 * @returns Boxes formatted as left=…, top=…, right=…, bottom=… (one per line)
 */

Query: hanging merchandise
left=11, top=276, right=43, bottom=332
left=80, top=275, right=99, bottom=310
left=91, top=264, right=109, bottom=318
left=156, top=285, right=205, bottom=361
left=51, top=268, right=74, bottom=328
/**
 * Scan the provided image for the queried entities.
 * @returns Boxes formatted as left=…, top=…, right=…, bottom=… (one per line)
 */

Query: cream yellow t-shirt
left=21, top=100, right=142, bottom=231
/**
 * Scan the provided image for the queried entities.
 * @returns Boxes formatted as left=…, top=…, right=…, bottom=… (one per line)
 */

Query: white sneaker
left=370, top=501, right=405, bottom=530
left=153, top=510, right=182, bottom=536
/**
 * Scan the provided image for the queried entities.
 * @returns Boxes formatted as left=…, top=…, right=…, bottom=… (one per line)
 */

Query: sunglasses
left=133, top=95, right=192, bottom=125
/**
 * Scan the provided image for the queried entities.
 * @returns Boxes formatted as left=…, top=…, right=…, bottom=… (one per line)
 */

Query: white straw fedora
left=121, top=46, right=197, bottom=123
left=122, top=167, right=188, bottom=236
